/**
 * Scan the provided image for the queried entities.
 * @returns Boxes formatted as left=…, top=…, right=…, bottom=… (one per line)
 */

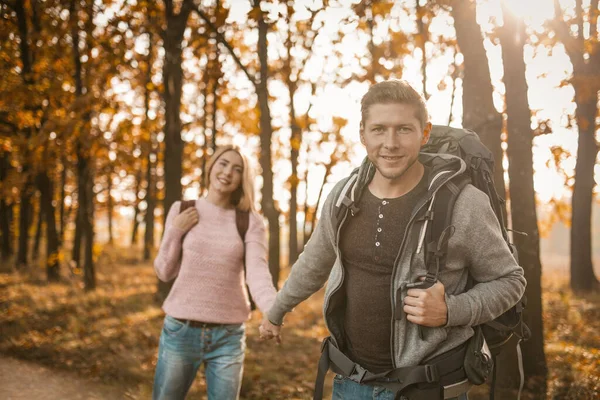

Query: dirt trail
left=0, top=356, right=129, bottom=400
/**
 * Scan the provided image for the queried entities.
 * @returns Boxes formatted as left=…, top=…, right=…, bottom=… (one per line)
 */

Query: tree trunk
left=570, top=85, right=600, bottom=291
left=107, top=172, right=114, bottom=245
left=32, top=203, right=43, bottom=260
left=201, top=60, right=210, bottom=193
left=71, top=0, right=95, bottom=291
left=416, top=0, right=429, bottom=99
left=38, top=172, right=60, bottom=281
left=144, top=155, right=156, bottom=261
left=500, top=5, right=547, bottom=395
left=285, top=31, right=300, bottom=265
left=1, top=151, right=13, bottom=261
left=14, top=0, right=35, bottom=270
left=0, top=199, right=11, bottom=261
left=81, top=161, right=95, bottom=290
left=308, top=163, right=333, bottom=241
left=157, top=0, right=194, bottom=302
left=302, top=160, right=311, bottom=248
left=451, top=0, right=507, bottom=210
left=131, top=171, right=142, bottom=246
left=256, top=0, right=280, bottom=288
left=59, top=158, right=67, bottom=244
left=144, top=34, right=156, bottom=261
left=16, top=181, right=32, bottom=268
left=72, top=203, right=82, bottom=269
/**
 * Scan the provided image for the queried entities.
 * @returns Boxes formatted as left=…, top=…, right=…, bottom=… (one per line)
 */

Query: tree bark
left=80, top=155, right=95, bottom=290
left=157, top=0, right=194, bottom=301
left=416, top=0, right=429, bottom=99
left=38, top=172, right=60, bottom=281
left=15, top=0, right=33, bottom=269
left=16, top=183, right=32, bottom=268
left=107, top=172, right=114, bottom=245
left=144, top=156, right=156, bottom=261
left=255, top=0, right=280, bottom=287
left=72, top=202, right=83, bottom=269
left=32, top=202, right=43, bottom=260
left=500, top=5, right=547, bottom=395
left=71, top=0, right=95, bottom=291
left=144, top=33, right=156, bottom=261
left=0, top=150, right=12, bottom=260
left=570, top=84, right=599, bottom=291
left=285, top=27, right=300, bottom=265
left=131, top=171, right=142, bottom=246
left=59, top=158, right=67, bottom=244
left=451, top=0, right=507, bottom=211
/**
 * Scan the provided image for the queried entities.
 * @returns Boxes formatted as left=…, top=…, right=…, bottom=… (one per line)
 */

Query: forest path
left=0, top=355, right=129, bottom=400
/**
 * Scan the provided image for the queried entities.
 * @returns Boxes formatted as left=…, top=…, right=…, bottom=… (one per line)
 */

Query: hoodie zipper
left=322, top=192, right=353, bottom=349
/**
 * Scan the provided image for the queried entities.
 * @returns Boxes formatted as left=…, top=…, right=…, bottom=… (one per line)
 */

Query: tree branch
left=194, top=6, right=257, bottom=87
left=590, top=0, right=600, bottom=69
left=590, top=0, right=599, bottom=41
left=296, top=7, right=326, bottom=80
left=553, top=0, right=584, bottom=68
left=576, top=0, right=584, bottom=39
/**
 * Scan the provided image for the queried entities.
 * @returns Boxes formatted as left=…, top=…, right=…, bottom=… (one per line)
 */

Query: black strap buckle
left=349, top=364, right=368, bottom=384
left=425, top=365, right=439, bottom=383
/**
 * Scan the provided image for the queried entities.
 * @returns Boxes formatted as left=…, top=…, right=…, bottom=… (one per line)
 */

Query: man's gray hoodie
left=267, top=153, right=526, bottom=369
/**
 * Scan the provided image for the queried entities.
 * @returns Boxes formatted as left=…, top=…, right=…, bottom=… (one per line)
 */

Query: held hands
left=172, top=207, right=199, bottom=232
left=403, top=281, right=448, bottom=327
left=259, top=317, right=282, bottom=344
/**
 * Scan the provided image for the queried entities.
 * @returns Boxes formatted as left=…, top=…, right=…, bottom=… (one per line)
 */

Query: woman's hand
left=172, top=207, right=199, bottom=232
left=259, top=317, right=282, bottom=344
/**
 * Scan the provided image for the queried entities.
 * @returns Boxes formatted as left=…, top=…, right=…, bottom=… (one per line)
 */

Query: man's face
left=360, top=102, right=431, bottom=183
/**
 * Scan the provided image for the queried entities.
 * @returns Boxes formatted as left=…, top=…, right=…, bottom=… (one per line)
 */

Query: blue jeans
left=332, top=375, right=469, bottom=400
left=152, top=315, right=246, bottom=400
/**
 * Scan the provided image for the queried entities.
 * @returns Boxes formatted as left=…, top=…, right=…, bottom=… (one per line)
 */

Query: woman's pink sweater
left=154, top=198, right=277, bottom=324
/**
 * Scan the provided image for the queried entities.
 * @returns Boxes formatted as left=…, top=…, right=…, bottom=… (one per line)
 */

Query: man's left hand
left=403, top=281, right=448, bottom=327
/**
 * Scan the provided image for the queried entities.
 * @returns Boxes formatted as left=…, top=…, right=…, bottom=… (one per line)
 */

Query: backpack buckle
left=425, top=364, right=439, bottom=383
left=470, top=157, right=482, bottom=170
left=349, top=364, right=367, bottom=384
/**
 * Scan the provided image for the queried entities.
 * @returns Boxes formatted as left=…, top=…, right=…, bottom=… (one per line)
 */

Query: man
left=260, top=80, right=526, bottom=400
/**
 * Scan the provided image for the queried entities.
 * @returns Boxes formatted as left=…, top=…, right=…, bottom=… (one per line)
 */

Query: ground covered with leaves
left=0, top=248, right=598, bottom=399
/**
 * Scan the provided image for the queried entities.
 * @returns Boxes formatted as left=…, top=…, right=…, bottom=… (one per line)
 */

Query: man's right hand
left=172, top=207, right=199, bottom=232
left=259, top=317, right=282, bottom=344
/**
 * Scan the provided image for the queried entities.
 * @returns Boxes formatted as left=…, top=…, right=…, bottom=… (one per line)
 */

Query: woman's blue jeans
left=332, top=374, right=469, bottom=400
left=152, top=315, right=246, bottom=400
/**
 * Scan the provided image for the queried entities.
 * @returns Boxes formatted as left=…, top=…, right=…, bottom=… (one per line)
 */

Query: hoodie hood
left=349, top=152, right=467, bottom=201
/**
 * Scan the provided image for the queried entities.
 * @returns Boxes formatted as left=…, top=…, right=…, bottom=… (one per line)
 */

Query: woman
left=152, top=145, right=277, bottom=400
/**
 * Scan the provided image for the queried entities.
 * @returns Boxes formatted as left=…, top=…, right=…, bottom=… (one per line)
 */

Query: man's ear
left=421, top=122, right=432, bottom=146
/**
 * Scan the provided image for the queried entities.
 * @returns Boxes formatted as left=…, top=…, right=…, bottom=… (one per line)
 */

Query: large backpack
left=421, top=126, right=531, bottom=399
left=332, top=125, right=530, bottom=399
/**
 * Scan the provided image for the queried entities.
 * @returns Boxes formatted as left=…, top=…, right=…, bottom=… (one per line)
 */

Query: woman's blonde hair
left=205, top=145, right=256, bottom=212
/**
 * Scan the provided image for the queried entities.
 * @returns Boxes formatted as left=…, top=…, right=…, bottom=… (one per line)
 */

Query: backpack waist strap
left=314, top=337, right=469, bottom=400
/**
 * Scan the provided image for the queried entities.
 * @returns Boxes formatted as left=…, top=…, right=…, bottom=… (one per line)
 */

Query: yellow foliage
left=371, top=2, right=394, bottom=17
left=332, top=116, right=348, bottom=130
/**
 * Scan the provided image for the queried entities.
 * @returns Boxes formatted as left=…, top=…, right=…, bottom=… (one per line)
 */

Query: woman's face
left=208, top=150, right=244, bottom=197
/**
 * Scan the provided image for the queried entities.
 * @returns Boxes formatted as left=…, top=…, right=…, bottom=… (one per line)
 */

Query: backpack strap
left=179, top=199, right=197, bottom=213
left=235, top=209, right=254, bottom=310
left=423, top=175, right=470, bottom=280
left=235, top=209, right=250, bottom=240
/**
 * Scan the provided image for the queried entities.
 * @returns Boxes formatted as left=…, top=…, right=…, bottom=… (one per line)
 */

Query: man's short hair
left=360, top=80, right=429, bottom=130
